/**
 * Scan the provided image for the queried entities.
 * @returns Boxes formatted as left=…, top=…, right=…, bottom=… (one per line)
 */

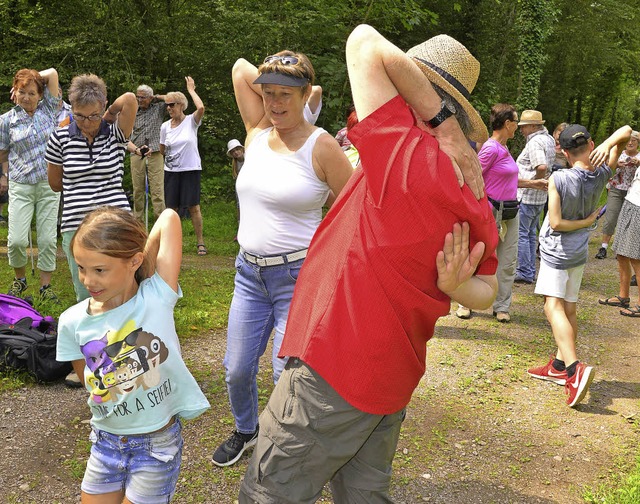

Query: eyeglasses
left=166, top=102, right=177, bottom=108
left=136, top=95, right=151, bottom=100
left=264, top=55, right=299, bottom=65
left=73, top=112, right=103, bottom=122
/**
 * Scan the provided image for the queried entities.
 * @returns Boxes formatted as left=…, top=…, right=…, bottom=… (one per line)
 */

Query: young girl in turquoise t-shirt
left=57, top=207, right=209, bottom=503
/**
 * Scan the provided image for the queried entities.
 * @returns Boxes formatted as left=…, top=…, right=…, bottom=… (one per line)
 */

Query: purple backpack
left=0, top=294, right=56, bottom=332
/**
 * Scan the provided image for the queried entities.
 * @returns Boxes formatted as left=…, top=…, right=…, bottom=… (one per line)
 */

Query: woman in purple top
left=458, top=104, right=519, bottom=322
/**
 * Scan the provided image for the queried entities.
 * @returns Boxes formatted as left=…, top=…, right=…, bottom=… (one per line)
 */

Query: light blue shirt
left=57, top=273, right=210, bottom=435
left=0, top=87, right=59, bottom=184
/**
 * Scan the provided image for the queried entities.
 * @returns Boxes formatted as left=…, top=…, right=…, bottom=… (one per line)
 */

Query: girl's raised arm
left=145, top=209, right=182, bottom=292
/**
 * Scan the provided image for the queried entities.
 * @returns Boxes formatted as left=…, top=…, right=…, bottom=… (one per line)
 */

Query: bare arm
left=534, top=164, right=548, bottom=179
left=590, top=125, right=632, bottom=169
left=144, top=209, right=182, bottom=292
left=312, top=134, right=353, bottom=200
left=0, top=151, right=6, bottom=164
left=232, top=58, right=271, bottom=139
left=47, top=163, right=63, bottom=192
left=185, top=77, right=205, bottom=124
left=0, top=161, right=7, bottom=194
left=547, top=176, right=598, bottom=231
left=436, top=222, right=497, bottom=309
left=71, top=360, right=85, bottom=387
left=103, top=92, right=138, bottom=138
left=39, top=68, right=60, bottom=102
left=346, top=24, right=484, bottom=199
left=518, top=177, right=548, bottom=190
left=307, top=85, right=322, bottom=113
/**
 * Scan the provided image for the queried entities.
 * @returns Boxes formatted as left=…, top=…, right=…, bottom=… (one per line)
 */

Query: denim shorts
left=82, top=419, right=183, bottom=504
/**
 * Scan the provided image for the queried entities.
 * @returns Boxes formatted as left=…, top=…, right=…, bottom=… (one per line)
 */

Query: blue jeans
left=224, top=252, right=303, bottom=434
left=516, top=203, right=545, bottom=282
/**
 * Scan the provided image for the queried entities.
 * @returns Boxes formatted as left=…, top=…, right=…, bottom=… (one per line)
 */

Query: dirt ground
left=1, top=244, right=638, bottom=503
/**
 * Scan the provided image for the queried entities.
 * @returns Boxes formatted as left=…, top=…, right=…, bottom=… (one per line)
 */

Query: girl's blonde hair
left=71, top=207, right=151, bottom=284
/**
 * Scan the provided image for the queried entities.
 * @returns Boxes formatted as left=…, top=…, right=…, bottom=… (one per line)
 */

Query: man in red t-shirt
left=239, top=24, right=498, bottom=503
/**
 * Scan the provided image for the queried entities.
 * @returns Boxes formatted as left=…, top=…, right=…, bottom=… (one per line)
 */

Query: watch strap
left=425, top=100, right=454, bottom=129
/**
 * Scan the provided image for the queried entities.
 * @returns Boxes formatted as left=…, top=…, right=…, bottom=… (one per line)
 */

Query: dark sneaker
left=595, top=247, right=607, bottom=259
left=514, top=276, right=533, bottom=285
left=527, top=356, right=568, bottom=385
left=64, top=371, right=83, bottom=388
left=0, top=215, right=7, bottom=226
left=8, top=277, right=27, bottom=297
left=39, top=285, right=60, bottom=304
left=631, top=275, right=637, bottom=287
left=212, top=428, right=258, bottom=467
left=565, top=362, right=595, bottom=407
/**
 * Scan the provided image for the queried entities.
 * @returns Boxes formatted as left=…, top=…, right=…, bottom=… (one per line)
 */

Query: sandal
left=598, top=295, right=630, bottom=307
left=197, top=244, right=208, bottom=256
left=620, top=305, right=640, bottom=317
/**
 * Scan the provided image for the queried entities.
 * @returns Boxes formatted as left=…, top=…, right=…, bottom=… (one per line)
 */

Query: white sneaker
left=456, top=306, right=472, bottom=319
left=64, top=371, right=83, bottom=388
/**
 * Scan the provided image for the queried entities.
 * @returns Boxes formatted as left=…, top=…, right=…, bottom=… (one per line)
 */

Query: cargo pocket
left=256, top=426, right=314, bottom=487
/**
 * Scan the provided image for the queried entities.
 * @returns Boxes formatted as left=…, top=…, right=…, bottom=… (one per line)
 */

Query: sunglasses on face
left=263, top=55, right=299, bottom=65
left=166, top=102, right=177, bottom=108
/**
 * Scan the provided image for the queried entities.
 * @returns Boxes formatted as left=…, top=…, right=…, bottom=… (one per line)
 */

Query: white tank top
left=236, top=127, right=330, bottom=256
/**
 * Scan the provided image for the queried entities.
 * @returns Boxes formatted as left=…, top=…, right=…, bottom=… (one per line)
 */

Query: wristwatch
left=425, top=100, right=456, bottom=129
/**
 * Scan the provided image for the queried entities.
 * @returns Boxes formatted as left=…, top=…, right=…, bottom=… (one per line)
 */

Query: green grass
left=583, top=455, right=640, bottom=503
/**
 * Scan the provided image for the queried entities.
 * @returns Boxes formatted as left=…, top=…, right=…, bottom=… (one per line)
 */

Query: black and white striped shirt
left=45, top=120, right=131, bottom=233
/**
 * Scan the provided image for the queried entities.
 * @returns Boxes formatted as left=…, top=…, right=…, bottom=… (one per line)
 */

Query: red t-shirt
left=279, top=95, right=498, bottom=415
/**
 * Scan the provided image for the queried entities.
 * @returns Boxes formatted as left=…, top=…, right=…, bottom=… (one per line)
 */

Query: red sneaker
left=527, top=356, right=568, bottom=385
left=565, top=362, right=594, bottom=407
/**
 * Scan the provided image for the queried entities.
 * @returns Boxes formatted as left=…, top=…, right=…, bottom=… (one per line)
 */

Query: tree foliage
left=1, top=0, right=639, bottom=195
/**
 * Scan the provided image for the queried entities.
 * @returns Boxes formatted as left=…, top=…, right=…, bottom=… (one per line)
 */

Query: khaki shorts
left=239, top=359, right=405, bottom=504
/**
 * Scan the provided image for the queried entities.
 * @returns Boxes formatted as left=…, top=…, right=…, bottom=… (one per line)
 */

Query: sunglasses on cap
left=264, top=55, right=299, bottom=65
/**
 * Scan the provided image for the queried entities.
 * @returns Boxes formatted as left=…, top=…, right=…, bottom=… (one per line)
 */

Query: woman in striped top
left=46, top=74, right=137, bottom=302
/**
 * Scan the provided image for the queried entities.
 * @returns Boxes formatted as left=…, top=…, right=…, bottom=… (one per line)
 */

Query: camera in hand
left=139, top=146, right=150, bottom=156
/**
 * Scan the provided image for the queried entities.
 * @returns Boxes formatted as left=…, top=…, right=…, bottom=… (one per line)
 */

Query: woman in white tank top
left=212, top=51, right=353, bottom=467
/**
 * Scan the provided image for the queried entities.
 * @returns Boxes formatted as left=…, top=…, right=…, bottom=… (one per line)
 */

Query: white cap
left=227, top=139, right=243, bottom=156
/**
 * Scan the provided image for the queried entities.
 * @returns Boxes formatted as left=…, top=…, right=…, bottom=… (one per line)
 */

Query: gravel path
left=1, top=252, right=638, bottom=503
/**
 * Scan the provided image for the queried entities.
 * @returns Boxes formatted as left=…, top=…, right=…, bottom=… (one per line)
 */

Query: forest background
left=1, top=0, right=639, bottom=197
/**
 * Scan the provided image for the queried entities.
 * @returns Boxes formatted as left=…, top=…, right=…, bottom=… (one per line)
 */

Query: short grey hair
left=166, top=91, right=188, bottom=110
left=432, top=83, right=471, bottom=138
left=137, top=84, right=153, bottom=97
left=68, top=74, right=107, bottom=108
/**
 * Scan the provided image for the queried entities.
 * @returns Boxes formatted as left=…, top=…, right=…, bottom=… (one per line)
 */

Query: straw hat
left=226, top=139, right=243, bottom=157
left=406, top=35, right=488, bottom=143
left=518, top=110, right=545, bottom=126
